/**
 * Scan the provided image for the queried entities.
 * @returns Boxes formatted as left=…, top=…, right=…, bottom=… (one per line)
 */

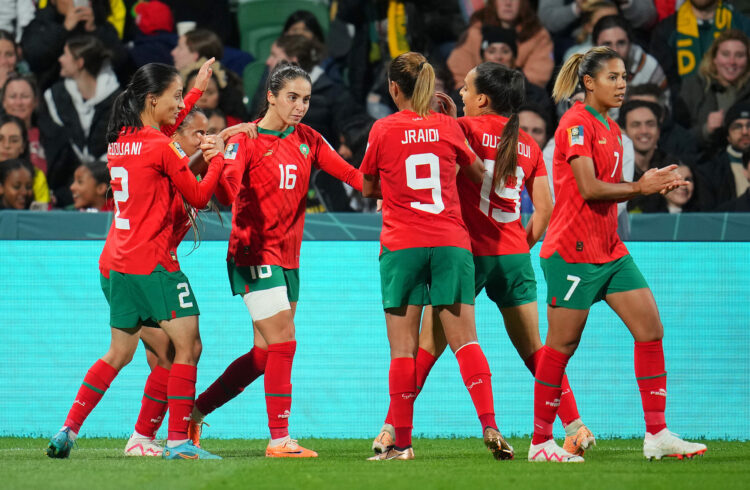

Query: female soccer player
left=361, top=52, right=511, bottom=462
left=187, top=62, right=363, bottom=458
left=46, top=62, right=226, bottom=461
left=529, top=46, right=707, bottom=462
left=372, top=62, right=594, bottom=458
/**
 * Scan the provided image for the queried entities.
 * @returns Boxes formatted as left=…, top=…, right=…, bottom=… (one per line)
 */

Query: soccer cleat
left=188, top=419, right=208, bottom=448
left=562, top=425, right=596, bottom=457
left=643, top=429, right=707, bottom=460
left=163, top=440, right=221, bottom=460
left=372, top=424, right=395, bottom=454
left=47, top=427, right=75, bottom=459
left=265, top=437, right=318, bottom=458
left=528, top=439, right=584, bottom=463
left=483, top=427, right=514, bottom=460
left=124, top=433, right=163, bottom=457
left=367, top=446, right=415, bottom=461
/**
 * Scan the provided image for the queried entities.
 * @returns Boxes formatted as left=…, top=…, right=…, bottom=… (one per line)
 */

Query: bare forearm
left=578, top=178, right=641, bottom=201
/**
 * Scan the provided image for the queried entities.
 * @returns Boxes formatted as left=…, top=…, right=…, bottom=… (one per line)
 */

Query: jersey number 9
left=406, top=153, right=444, bottom=214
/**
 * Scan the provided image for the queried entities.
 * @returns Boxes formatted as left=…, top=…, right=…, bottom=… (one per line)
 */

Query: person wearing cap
left=695, top=100, right=750, bottom=209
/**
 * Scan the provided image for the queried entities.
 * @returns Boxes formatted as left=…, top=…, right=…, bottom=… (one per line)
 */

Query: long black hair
left=473, top=62, right=525, bottom=191
left=106, top=63, right=180, bottom=143
left=257, top=62, right=311, bottom=119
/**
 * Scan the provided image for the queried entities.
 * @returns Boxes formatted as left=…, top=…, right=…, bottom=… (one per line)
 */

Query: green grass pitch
left=3, top=437, right=746, bottom=489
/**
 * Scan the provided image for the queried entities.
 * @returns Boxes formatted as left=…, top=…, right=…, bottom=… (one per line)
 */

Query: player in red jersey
left=186, top=62, right=363, bottom=458
left=529, top=47, right=706, bottom=462
left=371, top=62, right=594, bottom=458
left=47, top=62, right=226, bottom=461
left=361, top=52, right=511, bottom=462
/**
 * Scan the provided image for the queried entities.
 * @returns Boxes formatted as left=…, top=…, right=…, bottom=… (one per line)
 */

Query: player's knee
left=192, top=338, right=202, bottom=362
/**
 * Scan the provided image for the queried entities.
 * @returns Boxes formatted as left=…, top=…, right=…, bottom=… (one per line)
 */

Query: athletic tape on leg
left=243, top=286, right=291, bottom=321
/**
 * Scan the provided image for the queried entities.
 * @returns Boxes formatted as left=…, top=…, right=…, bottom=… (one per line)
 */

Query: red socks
left=525, top=348, right=580, bottom=426
left=167, top=363, right=196, bottom=441
left=532, top=346, right=569, bottom=445
left=265, top=341, right=296, bottom=440
left=384, top=348, right=437, bottom=426
left=196, top=347, right=268, bottom=416
left=634, top=340, right=667, bottom=434
left=389, top=357, right=417, bottom=449
left=455, top=343, right=497, bottom=432
left=64, top=359, right=118, bottom=433
left=134, top=365, right=169, bottom=438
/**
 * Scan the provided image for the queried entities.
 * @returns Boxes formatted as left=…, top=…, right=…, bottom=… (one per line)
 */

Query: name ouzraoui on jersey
left=108, top=141, right=143, bottom=156
left=401, top=128, right=440, bottom=144
left=481, top=133, right=531, bottom=158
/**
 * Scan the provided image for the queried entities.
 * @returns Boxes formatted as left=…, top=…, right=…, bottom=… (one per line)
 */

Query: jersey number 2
left=110, top=166, right=129, bottom=230
left=406, top=153, right=444, bottom=214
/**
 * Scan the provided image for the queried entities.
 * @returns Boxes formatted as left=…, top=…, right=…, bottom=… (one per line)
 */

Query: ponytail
left=552, top=46, right=622, bottom=103
left=411, top=62, right=435, bottom=117
left=107, top=88, right=140, bottom=143
left=552, top=53, right=585, bottom=103
left=389, top=52, right=435, bottom=117
left=493, top=113, right=520, bottom=192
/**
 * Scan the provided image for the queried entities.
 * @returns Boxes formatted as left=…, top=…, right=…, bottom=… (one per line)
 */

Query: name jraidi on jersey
left=401, top=128, right=439, bottom=144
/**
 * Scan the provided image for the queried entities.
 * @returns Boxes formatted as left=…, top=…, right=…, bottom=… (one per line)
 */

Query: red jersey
left=457, top=114, right=547, bottom=256
left=360, top=110, right=474, bottom=252
left=541, top=102, right=629, bottom=263
left=217, top=123, right=363, bottom=269
left=99, top=126, right=222, bottom=275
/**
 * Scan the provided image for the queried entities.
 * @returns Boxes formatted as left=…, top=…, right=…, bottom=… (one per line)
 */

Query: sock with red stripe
left=134, top=365, right=169, bottom=438
left=265, top=341, right=296, bottom=440
left=532, top=346, right=569, bottom=445
left=195, top=347, right=268, bottom=417
left=455, top=342, right=497, bottom=432
left=634, top=340, right=667, bottom=434
left=525, top=349, right=580, bottom=427
left=389, top=357, right=416, bottom=449
left=167, top=363, right=196, bottom=442
left=384, top=348, right=437, bottom=426
left=64, top=359, right=118, bottom=433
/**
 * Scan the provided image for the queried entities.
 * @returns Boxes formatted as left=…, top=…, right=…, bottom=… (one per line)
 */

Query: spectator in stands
left=2, top=74, right=47, bottom=174
left=479, top=25, right=556, bottom=125
left=639, top=162, right=701, bottom=213
left=203, top=107, right=227, bottom=135
left=0, top=1, right=35, bottom=43
left=127, top=0, right=177, bottom=68
left=0, top=113, right=49, bottom=205
left=171, top=28, right=223, bottom=76
left=675, top=30, right=750, bottom=150
left=715, top=148, right=750, bottom=210
left=184, top=67, right=246, bottom=126
left=650, top=0, right=750, bottom=92
left=39, top=34, right=120, bottom=207
left=561, top=0, right=620, bottom=60
left=593, top=15, right=669, bottom=97
left=68, top=160, right=111, bottom=211
left=0, top=30, right=21, bottom=90
left=21, top=0, right=127, bottom=90
left=625, top=82, right=698, bottom=164
left=538, top=0, right=656, bottom=40
left=161, top=0, right=231, bottom=43
left=447, top=0, right=554, bottom=89
left=0, top=158, right=32, bottom=210
left=695, top=101, right=750, bottom=209
left=283, top=9, right=325, bottom=44
left=518, top=104, right=551, bottom=150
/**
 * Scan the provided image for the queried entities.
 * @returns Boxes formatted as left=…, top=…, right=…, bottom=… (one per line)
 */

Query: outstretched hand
left=193, top=58, right=216, bottom=92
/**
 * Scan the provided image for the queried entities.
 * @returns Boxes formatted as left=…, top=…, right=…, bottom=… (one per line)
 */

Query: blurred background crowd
left=1, top=0, right=749, bottom=215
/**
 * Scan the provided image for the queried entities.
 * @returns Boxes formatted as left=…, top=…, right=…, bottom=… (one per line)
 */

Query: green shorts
left=379, top=246, right=475, bottom=309
left=540, top=252, right=649, bottom=310
left=227, top=260, right=300, bottom=302
left=100, top=265, right=199, bottom=329
left=474, top=253, right=537, bottom=308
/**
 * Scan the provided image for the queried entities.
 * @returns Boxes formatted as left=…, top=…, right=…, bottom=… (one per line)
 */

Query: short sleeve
left=446, top=118, right=476, bottom=167
left=532, top=145, right=547, bottom=177
left=359, top=122, right=382, bottom=176
left=561, top=117, right=593, bottom=163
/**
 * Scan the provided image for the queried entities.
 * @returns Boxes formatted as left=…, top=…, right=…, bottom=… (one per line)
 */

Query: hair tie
left=418, top=62, right=425, bottom=71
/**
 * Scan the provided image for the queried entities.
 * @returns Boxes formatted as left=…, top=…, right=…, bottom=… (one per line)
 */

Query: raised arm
left=165, top=136, right=224, bottom=209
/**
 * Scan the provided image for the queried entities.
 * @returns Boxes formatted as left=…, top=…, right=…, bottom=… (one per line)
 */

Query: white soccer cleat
left=124, top=433, right=164, bottom=457
left=643, top=429, right=707, bottom=460
left=372, top=423, right=395, bottom=454
left=528, top=439, right=584, bottom=463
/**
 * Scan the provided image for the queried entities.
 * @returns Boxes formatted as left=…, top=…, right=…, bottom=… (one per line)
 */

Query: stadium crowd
left=0, top=0, right=749, bottom=213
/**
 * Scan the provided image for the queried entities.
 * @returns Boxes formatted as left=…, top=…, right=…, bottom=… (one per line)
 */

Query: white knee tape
left=243, top=286, right=291, bottom=321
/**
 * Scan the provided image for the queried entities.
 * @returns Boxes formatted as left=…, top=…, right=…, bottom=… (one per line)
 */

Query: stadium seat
left=243, top=60, right=268, bottom=108
left=237, top=0, right=330, bottom=58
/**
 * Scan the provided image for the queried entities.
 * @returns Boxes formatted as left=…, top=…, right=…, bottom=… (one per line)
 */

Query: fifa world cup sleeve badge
left=224, top=143, right=239, bottom=160
left=567, top=125, right=584, bottom=146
